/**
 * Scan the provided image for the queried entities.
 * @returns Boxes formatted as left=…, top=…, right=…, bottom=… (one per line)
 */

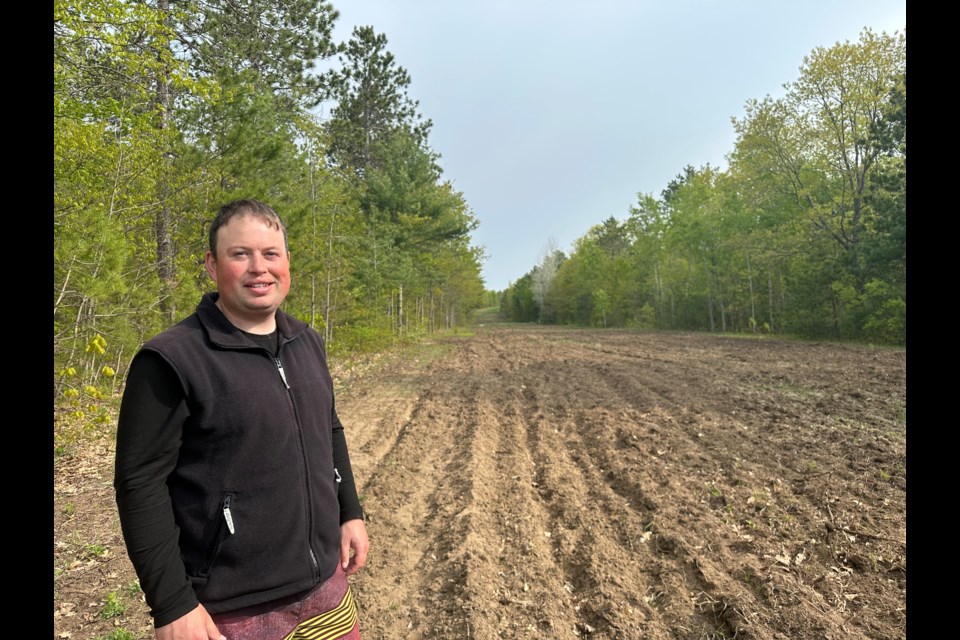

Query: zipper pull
left=275, top=358, right=290, bottom=389
left=223, top=496, right=235, bottom=535
left=334, top=468, right=342, bottom=484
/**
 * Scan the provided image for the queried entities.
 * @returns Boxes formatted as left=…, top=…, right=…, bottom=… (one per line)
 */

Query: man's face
left=205, top=214, right=291, bottom=331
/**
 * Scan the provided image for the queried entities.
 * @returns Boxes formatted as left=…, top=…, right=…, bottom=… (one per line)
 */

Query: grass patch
left=124, top=580, right=142, bottom=598
left=93, top=629, right=137, bottom=640
left=100, top=590, right=127, bottom=619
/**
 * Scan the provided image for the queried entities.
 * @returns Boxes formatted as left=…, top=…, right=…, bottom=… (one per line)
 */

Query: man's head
left=209, top=199, right=288, bottom=257
left=205, top=199, right=291, bottom=333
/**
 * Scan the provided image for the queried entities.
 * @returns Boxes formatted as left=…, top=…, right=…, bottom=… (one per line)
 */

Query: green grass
left=124, top=580, right=142, bottom=597
left=100, top=591, right=128, bottom=619
left=471, top=306, right=503, bottom=324
left=93, top=629, right=137, bottom=640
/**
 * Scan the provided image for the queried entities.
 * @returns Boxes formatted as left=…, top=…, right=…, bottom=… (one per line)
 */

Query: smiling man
left=205, top=206, right=291, bottom=333
left=114, top=199, right=368, bottom=640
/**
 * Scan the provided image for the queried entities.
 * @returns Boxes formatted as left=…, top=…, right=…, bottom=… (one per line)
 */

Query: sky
left=323, top=1, right=906, bottom=292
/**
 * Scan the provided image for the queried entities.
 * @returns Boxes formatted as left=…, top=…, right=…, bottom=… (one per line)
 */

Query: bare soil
left=54, top=325, right=906, bottom=640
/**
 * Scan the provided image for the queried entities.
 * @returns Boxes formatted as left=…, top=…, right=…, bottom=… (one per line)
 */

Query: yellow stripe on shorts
left=283, top=586, right=358, bottom=640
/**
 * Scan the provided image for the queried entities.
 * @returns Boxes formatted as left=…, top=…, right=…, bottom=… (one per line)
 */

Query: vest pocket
left=196, top=493, right=236, bottom=578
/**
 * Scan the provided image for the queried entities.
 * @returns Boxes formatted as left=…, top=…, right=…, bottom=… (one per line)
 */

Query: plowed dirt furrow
left=346, top=391, right=417, bottom=483
left=480, top=340, right=708, bottom=638
left=421, top=336, right=583, bottom=638
left=456, top=395, right=571, bottom=638
left=554, top=348, right=881, bottom=639
left=532, top=368, right=754, bottom=638
left=347, top=362, right=484, bottom=639
left=332, top=326, right=905, bottom=640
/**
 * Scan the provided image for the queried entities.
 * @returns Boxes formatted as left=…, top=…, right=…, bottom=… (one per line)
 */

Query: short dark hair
left=208, top=199, right=289, bottom=257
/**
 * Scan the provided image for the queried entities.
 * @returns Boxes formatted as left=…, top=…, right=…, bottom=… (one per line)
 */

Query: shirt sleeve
left=331, top=397, right=365, bottom=524
left=114, top=350, right=199, bottom=628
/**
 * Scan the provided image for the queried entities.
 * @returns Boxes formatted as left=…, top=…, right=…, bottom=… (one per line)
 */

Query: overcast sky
left=323, top=1, right=906, bottom=292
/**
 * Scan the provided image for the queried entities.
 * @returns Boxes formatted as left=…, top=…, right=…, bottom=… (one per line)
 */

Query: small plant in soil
left=94, top=629, right=137, bottom=640
left=100, top=590, right=128, bottom=619
left=124, top=580, right=142, bottom=598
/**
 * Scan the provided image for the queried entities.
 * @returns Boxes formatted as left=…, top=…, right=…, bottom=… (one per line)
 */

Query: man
left=115, top=199, right=368, bottom=640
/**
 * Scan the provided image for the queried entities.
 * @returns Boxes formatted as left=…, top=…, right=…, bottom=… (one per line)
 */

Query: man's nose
left=248, top=253, right=267, bottom=272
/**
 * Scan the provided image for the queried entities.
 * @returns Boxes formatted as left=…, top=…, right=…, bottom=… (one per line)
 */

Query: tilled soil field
left=53, top=326, right=906, bottom=640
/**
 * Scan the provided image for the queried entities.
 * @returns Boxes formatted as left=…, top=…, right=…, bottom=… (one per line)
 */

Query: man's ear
left=205, top=251, right=218, bottom=282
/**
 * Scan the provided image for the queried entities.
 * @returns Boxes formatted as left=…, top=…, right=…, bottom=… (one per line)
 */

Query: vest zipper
left=309, top=547, right=319, bottom=575
left=274, top=349, right=320, bottom=582
left=223, top=495, right=235, bottom=535
left=275, top=358, right=290, bottom=389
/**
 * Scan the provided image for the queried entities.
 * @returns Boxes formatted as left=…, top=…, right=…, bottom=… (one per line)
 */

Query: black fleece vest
left=142, top=292, right=342, bottom=612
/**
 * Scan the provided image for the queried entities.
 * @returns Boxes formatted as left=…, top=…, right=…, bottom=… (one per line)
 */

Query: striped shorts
left=211, top=565, right=360, bottom=640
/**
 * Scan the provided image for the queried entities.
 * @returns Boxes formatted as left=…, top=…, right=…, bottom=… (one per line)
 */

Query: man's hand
left=155, top=604, right=224, bottom=640
left=340, top=518, right=369, bottom=576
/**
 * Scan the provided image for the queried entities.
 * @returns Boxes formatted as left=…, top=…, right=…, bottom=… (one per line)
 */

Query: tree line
left=54, top=0, right=489, bottom=402
left=501, top=28, right=905, bottom=346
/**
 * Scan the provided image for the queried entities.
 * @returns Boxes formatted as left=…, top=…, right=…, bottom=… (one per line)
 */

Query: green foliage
left=93, top=630, right=137, bottom=640
left=329, top=323, right=396, bottom=357
left=592, top=289, right=610, bottom=328
left=183, top=0, right=337, bottom=108
left=56, top=334, right=119, bottom=440
left=860, top=280, right=906, bottom=345
left=633, top=302, right=656, bottom=330
left=99, top=591, right=128, bottom=619
left=323, top=26, right=429, bottom=176
left=54, top=0, right=488, bottom=403
left=501, top=273, right=538, bottom=322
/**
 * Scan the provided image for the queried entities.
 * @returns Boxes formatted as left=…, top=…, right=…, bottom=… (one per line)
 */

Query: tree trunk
left=325, top=206, right=338, bottom=344
left=747, top=253, right=757, bottom=333
left=654, top=259, right=664, bottom=326
left=767, top=271, right=775, bottom=332
left=398, top=284, right=404, bottom=336
left=154, top=0, right=176, bottom=325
